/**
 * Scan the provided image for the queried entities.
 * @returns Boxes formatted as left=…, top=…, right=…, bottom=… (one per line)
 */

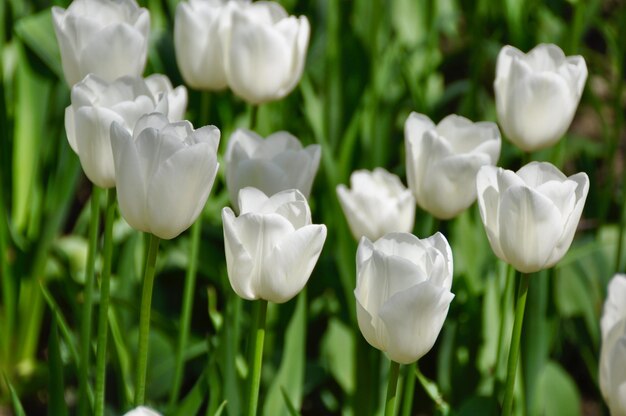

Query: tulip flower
left=222, top=187, right=327, bottom=303
left=405, top=113, right=501, bottom=219
left=65, top=74, right=187, bottom=188
left=225, top=129, right=320, bottom=212
left=111, top=113, right=220, bottom=239
left=52, top=0, right=150, bottom=86
left=220, top=1, right=310, bottom=103
left=336, top=168, right=415, bottom=241
left=494, top=43, right=587, bottom=151
left=600, top=274, right=626, bottom=416
left=355, top=232, right=454, bottom=364
left=123, top=407, right=162, bottom=416
left=476, top=162, right=589, bottom=273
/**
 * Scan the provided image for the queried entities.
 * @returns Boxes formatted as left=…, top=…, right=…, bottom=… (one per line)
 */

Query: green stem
left=78, top=186, right=102, bottom=415
left=134, top=233, right=161, bottom=406
left=168, top=219, right=202, bottom=407
left=400, top=362, right=416, bottom=416
left=94, top=188, right=116, bottom=416
left=415, top=363, right=450, bottom=413
left=247, top=299, right=268, bottom=416
left=248, top=104, right=258, bottom=130
left=502, top=272, right=530, bottom=416
left=495, top=264, right=515, bottom=386
left=384, top=360, right=401, bottom=416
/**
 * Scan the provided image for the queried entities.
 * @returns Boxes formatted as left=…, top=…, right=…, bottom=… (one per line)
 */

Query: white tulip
left=494, top=43, right=587, bottom=151
left=222, top=188, right=327, bottom=303
left=174, top=0, right=241, bottom=90
left=123, top=407, right=162, bottom=416
left=52, top=0, right=150, bottom=86
left=111, top=113, right=219, bottom=239
left=405, top=112, right=501, bottom=219
left=355, top=232, right=454, bottom=364
left=337, top=168, right=415, bottom=241
left=476, top=162, right=589, bottom=273
left=65, top=74, right=187, bottom=188
left=225, top=129, right=320, bottom=212
left=600, top=274, right=626, bottom=416
left=219, top=1, right=310, bottom=103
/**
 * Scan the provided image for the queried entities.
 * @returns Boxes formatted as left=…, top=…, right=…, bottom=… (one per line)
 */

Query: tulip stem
left=169, top=219, right=202, bottom=408
left=400, top=362, right=416, bottom=416
left=78, top=186, right=101, bottom=415
left=134, top=233, right=161, bottom=406
left=502, top=272, right=530, bottom=416
left=248, top=104, right=258, bottom=130
left=94, top=188, right=116, bottom=416
left=247, top=299, right=268, bottom=416
left=384, top=360, right=401, bottom=416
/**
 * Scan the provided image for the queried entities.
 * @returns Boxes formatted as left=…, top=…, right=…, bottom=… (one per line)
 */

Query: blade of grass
left=48, top=316, right=68, bottom=416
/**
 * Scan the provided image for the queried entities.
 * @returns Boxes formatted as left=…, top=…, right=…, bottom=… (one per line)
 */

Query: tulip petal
left=222, top=207, right=257, bottom=300
left=336, top=184, right=379, bottom=241
left=355, top=294, right=384, bottom=351
left=517, top=161, right=566, bottom=187
left=601, top=274, right=626, bottom=338
left=111, top=122, right=149, bottom=233
left=238, top=187, right=270, bottom=215
left=379, top=281, right=454, bottom=364
left=64, top=106, right=78, bottom=153
left=79, top=23, right=147, bottom=83
left=405, top=113, right=435, bottom=199
left=425, top=232, right=453, bottom=290
left=230, top=160, right=287, bottom=211
left=147, top=143, right=217, bottom=239
left=498, top=186, right=562, bottom=273
left=262, top=224, right=326, bottom=303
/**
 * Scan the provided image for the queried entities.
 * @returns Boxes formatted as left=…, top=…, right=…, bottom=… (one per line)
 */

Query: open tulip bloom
left=337, top=168, right=415, bottom=241
left=476, top=162, right=589, bottom=274
left=111, top=113, right=220, bottom=240
left=222, top=187, right=327, bottom=304
left=65, top=74, right=187, bottom=188
left=52, top=0, right=150, bottom=86
left=175, top=0, right=310, bottom=103
left=494, top=43, right=587, bottom=152
left=355, top=232, right=454, bottom=365
left=225, top=129, right=320, bottom=213
left=600, top=274, right=626, bottom=416
left=404, top=112, right=501, bottom=220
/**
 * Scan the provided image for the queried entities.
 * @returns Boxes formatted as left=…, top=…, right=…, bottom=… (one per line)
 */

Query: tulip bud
left=600, top=274, right=626, bottom=416
left=494, top=43, right=587, bottom=151
left=225, top=129, right=320, bottom=212
left=219, top=1, right=310, bottom=103
left=65, top=74, right=187, bottom=188
left=222, top=188, right=327, bottom=303
left=405, top=113, right=501, bottom=219
left=111, top=113, right=220, bottom=239
left=355, top=232, right=454, bottom=364
left=337, top=168, right=415, bottom=241
left=476, top=162, right=589, bottom=273
left=123, top=407, right=161, bottom=416
left=52, top=0, right=150, bottom=86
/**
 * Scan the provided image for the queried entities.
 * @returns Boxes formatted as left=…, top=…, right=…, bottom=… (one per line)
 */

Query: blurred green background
left=1, top=0, right=625, bottom=414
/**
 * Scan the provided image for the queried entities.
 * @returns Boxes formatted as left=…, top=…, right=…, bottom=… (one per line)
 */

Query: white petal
left=222, top=207, right=257, bottom=300
left=601, top=274, right=626, bottom=338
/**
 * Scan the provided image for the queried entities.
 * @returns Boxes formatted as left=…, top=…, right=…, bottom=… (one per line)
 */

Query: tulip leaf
left=14, top=9, right=63, bottom=80
left=321, top=318, right=355, bottom=394
left=531, top=361, right=581, bottom=416
left=48, top=316, right=68, bottom=416
left=263, top=292, right=307, bottom=416
left=173, top=371, right=207, bottom=416
left=4, top=375, right=26, bottom=416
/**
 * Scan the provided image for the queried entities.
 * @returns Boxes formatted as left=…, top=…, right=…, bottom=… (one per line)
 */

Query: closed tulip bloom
left=494, top=43, right=587, bottom=151
left=355, top=232, right=454, bottom=364
left=111, top=113, right=220, bottom=239
left=220, top=1, right=310, bottom=103
left=225, top=129, right=320, bottom=212
left=52, top=0, right=150, bottom=86
left=174, top=0, right=238, bottom=90
left=222, top=188, right=327, bottom=303
left=600, top=274, right=626, bottom=416
left=65, top=74, right=187, bottom=188
left=337, top=168, right=415, bottom=241
left=405, top=112, right=501, bottom=219
left=476, top=162, right=589, bottom=273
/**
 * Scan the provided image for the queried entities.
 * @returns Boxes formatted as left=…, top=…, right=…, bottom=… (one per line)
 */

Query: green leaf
left=173, top=372, right=207, bottom=416
left=531, top=361, right=581, bottom=416
left=321, top=318, right=355, bottom=394
left=263, top=292, right=307, bottom=416
left=14, top=9, right=63, bottom=80
left=4, top=375, right=26, bottom=416
left=48, top=317, right=68, bottom=416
